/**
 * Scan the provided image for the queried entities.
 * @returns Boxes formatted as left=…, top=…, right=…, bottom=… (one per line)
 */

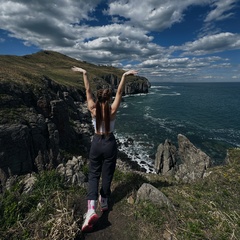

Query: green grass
left=112, top=148, right=240, bottom=240
left=0, top=170, right=86, bottom=239
left=0, top=148, right=239, bottom=239
left=0, top=50, right=141, bottom=90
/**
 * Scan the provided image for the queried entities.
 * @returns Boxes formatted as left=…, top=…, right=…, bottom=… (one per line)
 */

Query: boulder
left=136, top=183, right=174, bottom=209
left=20, top=173, right=37, bottom=194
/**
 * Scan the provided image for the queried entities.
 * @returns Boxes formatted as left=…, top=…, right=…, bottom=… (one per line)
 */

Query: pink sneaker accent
left=81, top=210, right=99, bottom=232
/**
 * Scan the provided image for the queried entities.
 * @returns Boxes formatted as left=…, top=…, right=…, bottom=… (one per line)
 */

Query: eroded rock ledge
left=155, top=134, right=212, bottom=183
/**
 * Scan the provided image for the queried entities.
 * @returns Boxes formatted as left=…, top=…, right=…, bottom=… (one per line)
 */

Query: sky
left=0, top=0, right=240, bottom=82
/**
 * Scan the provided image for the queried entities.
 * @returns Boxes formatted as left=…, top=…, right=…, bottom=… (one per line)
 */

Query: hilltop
left=0, top=50, right=149, bottom=89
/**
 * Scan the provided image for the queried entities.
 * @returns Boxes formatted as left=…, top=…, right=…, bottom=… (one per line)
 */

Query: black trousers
left=87, top=133, right=117, bottom=200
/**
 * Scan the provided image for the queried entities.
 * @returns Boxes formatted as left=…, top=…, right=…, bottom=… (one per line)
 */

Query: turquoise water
left=114, top=82, right=240, bottom=172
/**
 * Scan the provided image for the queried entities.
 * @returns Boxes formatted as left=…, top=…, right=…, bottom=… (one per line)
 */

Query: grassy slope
left=0, top=148, right=239, bottom=240
left=0, top=50, right=136, bottom=90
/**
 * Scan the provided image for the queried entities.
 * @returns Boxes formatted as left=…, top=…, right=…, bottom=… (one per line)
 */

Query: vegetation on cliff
left=0, top=148, right=239, bottom=240
left=0, top=50, right=147, bottom=92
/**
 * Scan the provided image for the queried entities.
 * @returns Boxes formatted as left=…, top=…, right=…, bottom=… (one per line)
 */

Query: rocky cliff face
left=0, top=78, right=95, bottom=192
left=102, top=74, right=151, bottom=95
left=0, top=60, right=150, bottom=192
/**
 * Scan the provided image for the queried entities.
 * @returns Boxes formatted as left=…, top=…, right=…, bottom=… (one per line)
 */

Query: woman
left=71, top=66, right=137, bottom=232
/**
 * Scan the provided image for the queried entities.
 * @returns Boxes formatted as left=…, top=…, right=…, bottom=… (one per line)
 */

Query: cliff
left=0, top=51, right=150, bottom=190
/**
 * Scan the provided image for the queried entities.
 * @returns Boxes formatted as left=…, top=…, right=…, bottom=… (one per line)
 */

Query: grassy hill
left=0, top=50, right=137, bottom=90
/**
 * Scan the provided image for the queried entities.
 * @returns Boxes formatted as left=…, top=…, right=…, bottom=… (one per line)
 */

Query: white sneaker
left=81, top=210, right=99, bottom=232
left=99, top=196, right=108, bottom=212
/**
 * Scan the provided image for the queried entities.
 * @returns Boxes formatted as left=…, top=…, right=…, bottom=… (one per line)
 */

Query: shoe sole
left=81, top=214, right=99, bottom=232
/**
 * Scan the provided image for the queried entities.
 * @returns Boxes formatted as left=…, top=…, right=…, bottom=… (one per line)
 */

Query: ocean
left=114, top=82, right=240, bottom=173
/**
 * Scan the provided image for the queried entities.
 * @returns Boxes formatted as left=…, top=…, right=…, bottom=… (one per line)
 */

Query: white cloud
left=232, top=75, right=240, bottom=79
left=0, top=0, right=239, bottom=82
left=182, top=32, right=240, bottom=55
left=204, top=0, right=237, bottom=22
left=107, top=0, right=190, bottom=32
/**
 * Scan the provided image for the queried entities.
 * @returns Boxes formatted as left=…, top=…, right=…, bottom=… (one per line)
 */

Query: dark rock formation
left=155, top=139, right=177, bottom=176
left=175, top=134, right=212, bottom=182
left=0, top=124, right=34, bottom=175
left=0, top=81, right=92, bottom=193
left=102, top=74, right=151, bottom=95
left=125, top=77, right=150, bottom=94
left=155, top=134, right=212, bottom=182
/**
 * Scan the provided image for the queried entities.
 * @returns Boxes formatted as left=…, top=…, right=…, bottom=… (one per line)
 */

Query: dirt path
left=80, top=198, right=138, bottom=240
left=77, top=168, right=160, bottom=240
left=77, top=174, right=146, bottom=240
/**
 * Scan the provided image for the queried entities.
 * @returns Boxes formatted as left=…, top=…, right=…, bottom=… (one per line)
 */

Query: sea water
left=114, top=82, right=240, bottom=172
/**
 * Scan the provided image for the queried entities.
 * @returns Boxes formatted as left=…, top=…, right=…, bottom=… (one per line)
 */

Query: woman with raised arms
left=72, top=66, right=137, bottom=232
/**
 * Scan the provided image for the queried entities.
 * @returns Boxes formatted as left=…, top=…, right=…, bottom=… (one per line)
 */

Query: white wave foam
left=159, top=92, right=181, bottom=96
left=144, top=106, right=153, bottom=113
left=151, top=86, right=171, bottom=89
left=143, top=114, right=173, bottom=133
left=115, top=132, right=156, bottom=173
left=123, top=93, right=148, bottom=98
left=209, top=128, right=240, bottom=146
left=121, top=103, right=128, bottom=108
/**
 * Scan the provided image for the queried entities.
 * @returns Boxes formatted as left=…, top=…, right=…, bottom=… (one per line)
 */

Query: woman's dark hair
left=96, top=89, right=112, bottom=134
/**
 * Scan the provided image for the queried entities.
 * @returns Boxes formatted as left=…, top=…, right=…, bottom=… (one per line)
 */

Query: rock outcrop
left=136, top=183, right=174, bottom=209
left=155, top=139, right=177, bottom=176
left=125, top=76, right=150, bottom=94
left=155, top=134, right=212, bottom=182
left=175, top=134, right=211, bottom=182
left=56, top=156, right=87, bottom=187
left=102, top=73, right=151, bottom=95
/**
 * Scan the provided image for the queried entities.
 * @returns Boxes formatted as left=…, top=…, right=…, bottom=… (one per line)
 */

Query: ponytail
left=104, top=101, right=110, bottom=134
left=96, top=100, right=102, bottom=133
left=96, top=89, right=112, bottom=134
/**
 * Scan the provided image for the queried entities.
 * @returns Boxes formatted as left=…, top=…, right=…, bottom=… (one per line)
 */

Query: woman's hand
left=71, top=66, right=87, bottom=74
left=123, top=70, right=138, bottom=76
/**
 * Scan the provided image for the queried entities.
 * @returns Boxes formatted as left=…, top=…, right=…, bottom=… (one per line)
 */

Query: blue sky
left=0, top=0, right=240, bottom=82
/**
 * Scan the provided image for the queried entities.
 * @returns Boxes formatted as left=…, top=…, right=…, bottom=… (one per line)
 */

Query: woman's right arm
left=71, top=66, right=95, bottom=112
left=111, top=70, right=138, bottom=115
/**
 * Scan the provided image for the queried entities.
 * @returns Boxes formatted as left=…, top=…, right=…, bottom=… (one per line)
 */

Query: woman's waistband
left=94, top=132, right=114, bottom=138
